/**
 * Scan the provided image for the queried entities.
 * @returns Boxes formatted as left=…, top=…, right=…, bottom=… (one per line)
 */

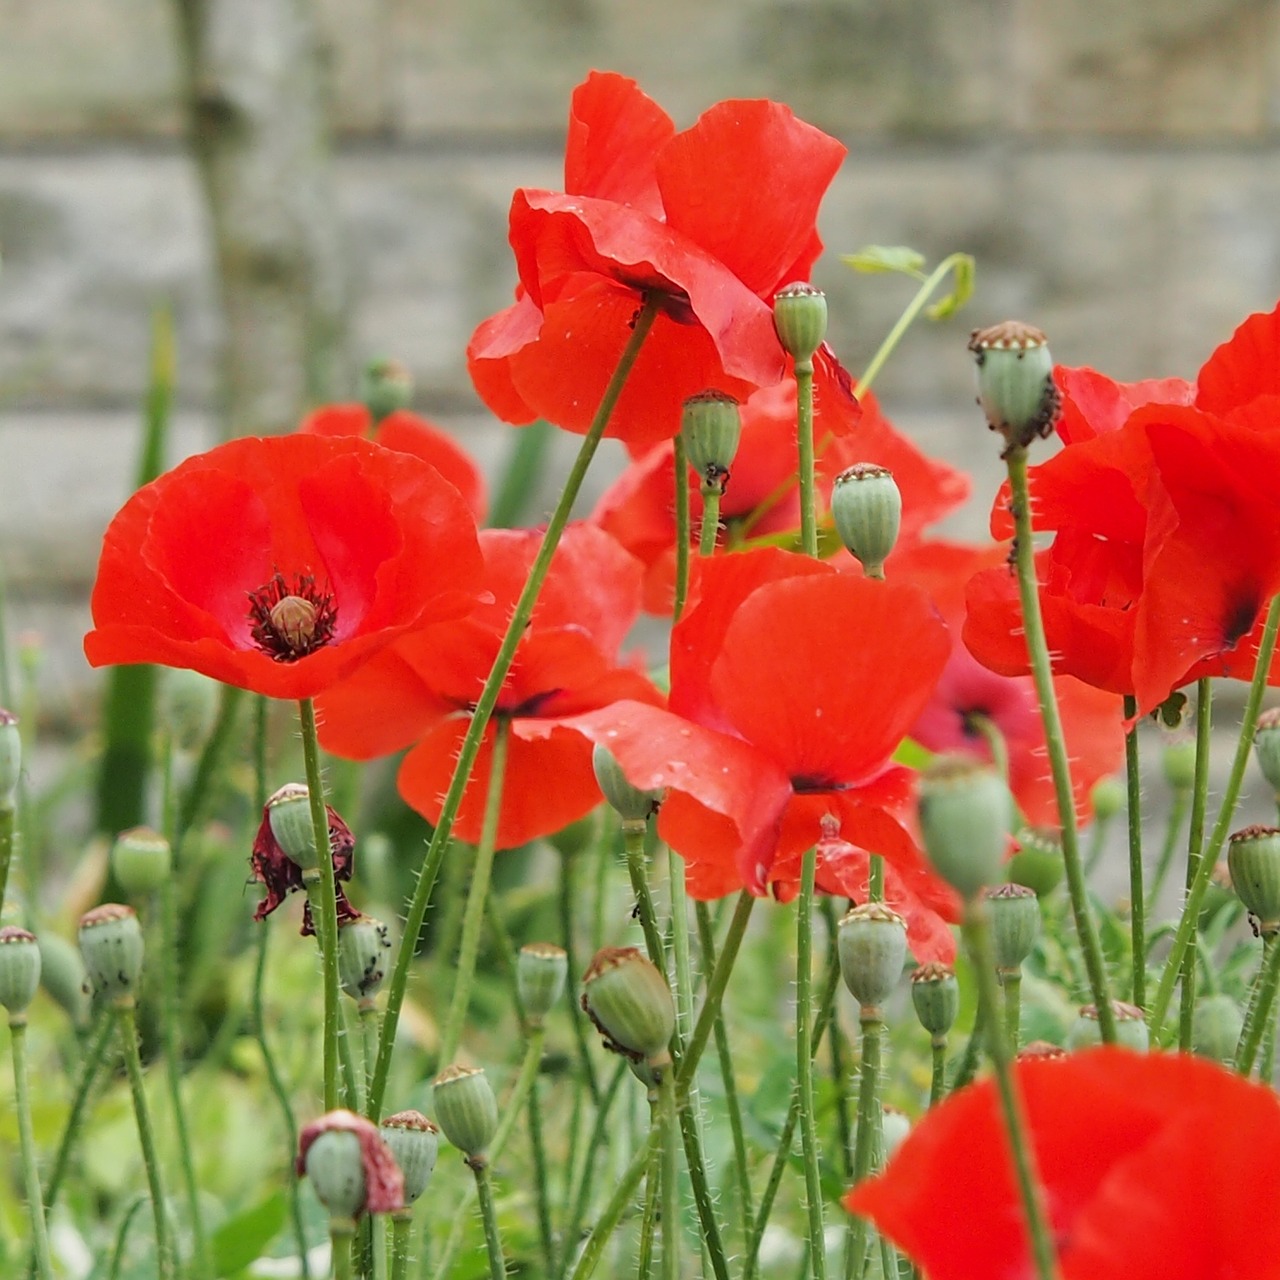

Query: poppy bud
left=79, top=904, right=144, bottom=1001
left=1006, top=826, right=1065, bottom=897
left=984, top=883, right=1041, bottom=975
left=298, top=1109, right=404, bottom=1219
left=266, top=783, right=321, bottom=871
left=38, top=933, right=91, bottom=1027
left=0, top=709, right=19, bottom=812
left=918, top=756, right=1012, bottom=901
left=910, top=962, right=959, bottom=1041
left=380, top=1111, right=439, bottom=1205
left=338, top=915, right=391, bottom=1006
left=681, top=391, right=742, bottom=493
left=1253, top=709, right=1280, bottom=796
left=581, top=946, right=675, bottom=1069
left=1161, top=738, right=1197, bottom=792
left=968, top=321, right=1059, bottom=452
left=592, top=744, right=662, bottom=830
left=1066, top=1001, right=1148, bottom=1052
left=517, top=942, right=568, bottom=1029
left=111, top=826, right=172, bottom=897
left=1089, top=774, right=1126, bottom=821
left=360, top=357, right=414, bottom=424
left=1191, top=993, right=1244, bottom=1065
left=837, top=902, right=908, bottom=1010
left=433, top=1065, right=499, bottom=1162
left=830, top=464, right=902, bottom=579
left=0, top=926, right=40, bottom=1017
left=773, top=282, right=828, bottom=363
left=1228, top=826, right=1280, bottom=933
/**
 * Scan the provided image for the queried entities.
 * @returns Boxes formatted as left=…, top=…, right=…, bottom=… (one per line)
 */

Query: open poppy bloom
left=300, top=403, right=488, bottom=522
left=566, top=547, right=952, bottom=912
left=893, top=540, right=1124, bottom=826
left=593, top=385, right=968, bottom=614
left=468, top=70, right=858, bottom=452
left=316, top=523, right=662, bottom=848
left=85, top=434, right=485, bottom=701
left=846, top=1046, right=1280, bottom=1280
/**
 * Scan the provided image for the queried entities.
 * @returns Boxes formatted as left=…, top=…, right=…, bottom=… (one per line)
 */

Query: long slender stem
left=1179, top=684, right=1213, bottom=1047
left=678, top=1085, right=732, bottom=1280
left=568, top=1129, right=660, bottom=1280
left=929, top=1038, right=948, bottom=1108
left=560, top=846, right=600, bottom=1107
left=1122, top=697, right=1145, bottom=1012
left=668, top=848, right=694, bottom=1060
left=963, top=904, right=1059, bottom=1280
left=637, top=1108, right=662, bottom=1280
left=1237, top=933, right=1280, bottom=1076
left=624, top=825, right=666, bottom=971
left=368, top=299, right=658, bottom=1119
left=1146, top=787, right=1190, bottom=911
left=390, top=1214, right=413, bottom=1280
left=1006, top=445, right=1114, bottom=1041
left=660, top=1070, right=680, bottom=1280
left=795, top=845, right=827, bottom=1280
left=795, top=357, right=818, bottom=557
left=1150, top=596, right=1280, bottom=1038
left=298, top=697, right=341, bottom=1111
left=673, top=435, right=692, bottom=621
left=330, top=1218, right=356, bottom=1280
left=1003, top=972, right=1024, bottom=1051
left=698, top=484, right=722, bottom=558
left=846, top=1009, right=884, bottom=1280
left=437, top=720, right=510, bottom=1068
left=117, top=1000, right=175, bottom=1280
left=471, top=1160, right=507, bottom=1280
left=11, top=1019, right=54, bottom=1280
left=561, top=1060, right=629, bottom=1277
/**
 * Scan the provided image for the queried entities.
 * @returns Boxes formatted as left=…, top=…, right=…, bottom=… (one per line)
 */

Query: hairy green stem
left=559, top=844, right=600, bottom=1107
left=11, top=1019, right=54, bottom=1280
left=1006, top=445, right=1113, bottom=1041
left=471, top=1159, right=508, bottom=1280
left=698, top=483, right=723, bottom=558
left=568, top=1129, right=659, bottom=1280
left=330, top=1217, right=356, bottom=1280
left=673, top=435, right=692, bottom=622
left=624, top=824, right=666, bottom=971
left=1122, top=697, right=1145, bottom=1012
left=1003, top=971, right=1024, bottom=1051
left=637, top=1109, right=661, bottom=1280
left=1237, top=933, right=1280, bottom=1076
left=660, top=1070, right=680, bottom=1280
left=1180, top=681, right=1213, bottom=1049
left=795, top=357, right=817, bottom=557
left=390, top=1214, right=413, bottom=1280
left=929, top=1038, right=948, bottom=1108
left=368, top=299, right=658, bottom=1119
left=796, top=845, right=827, bottom=1280
left=847, top=1009, right=885, bottom=1280
left=561, top=1060, right=629, bottom=1278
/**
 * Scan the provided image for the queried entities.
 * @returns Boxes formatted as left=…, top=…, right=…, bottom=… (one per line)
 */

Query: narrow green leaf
left=211, top=1191, right=288, bottom=1277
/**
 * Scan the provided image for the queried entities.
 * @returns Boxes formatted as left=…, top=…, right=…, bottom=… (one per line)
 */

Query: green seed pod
left=111, top=826, right=172, bottom=897
left=517, top=942, right=568, bottom=1029
left=882, top=1106, right=911, bottom=1161
left=1066, top=1001, right=1148, bottom=1052
left=433, top=1065, right=499, bottom=1161
left=305, top=1129, right=367, bottom=1220
left=1089, top=774, right=1126, bottom=821
left=78, top=903, right=144, bottom=1001
left=1191, top=993, right=1244, bottom=1065
left=837, top=903, right=908, bottom=1009
left=360, top=357, right=414, bottom=424
left=985, top=883, right=1041, bottom=974
left=0, top=709, right=20, bottom=812
left=830, top=464, right=902, bottom=578
left=681, top=391, right=742, bottom=492
left=773, top=282, right=828, bottom=363
left=581, top=946, right=675, bottom=1069
left=1161, top=738, right=1197, bottom=792
left=266, top=783, right=320, bottom=870
left=1227, top=825, right=1280, bottom=933
left=592, top=744, right=662, bottom=829
left=0, top=926, right=41, bottom=1017
left=380, top=1111, right=439, bottom=1205
left=910, top=962, right=959, bottom=1040
left=163, top=670, right=219, bottom=752
left=37, top=933, right=91, bottom=1027
left=968, top=321, right=1059, bottom=452
left=338, top=915, right=391, bottom=1005
left=1006, top=826, right=1064, bottom=897
left=1254, top=709, right=1280, bottom=796
left=918, top=756, right=1012, bottom=901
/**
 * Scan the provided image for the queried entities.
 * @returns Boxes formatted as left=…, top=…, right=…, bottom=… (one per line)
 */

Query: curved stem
left=1150, top=596, right=1280, bottom=1039
left=1237, top=933, right=1280, bottom=1076
left=795, top=844, right=827, bottom=1280
left=117, top=1000, right=175, bottom=1280
left=1006, top=445, right=1113, bottom=1041
left=368, top=299, right=658, bottom=1119
left=437, top=719, right=510, bottom=1068
left=11, top=1019, right=54, bottom=1280
left=1122, top=697, right=1145, bottom=1012
left=795, top=357, right=818, bottom=557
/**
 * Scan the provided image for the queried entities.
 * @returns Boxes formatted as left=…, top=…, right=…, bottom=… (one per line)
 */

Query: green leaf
left=925, top=253, right=976, bottom=320
left=840, top=245, right=927, bottom=276
left=211, top=1191, right=288, bottom=1277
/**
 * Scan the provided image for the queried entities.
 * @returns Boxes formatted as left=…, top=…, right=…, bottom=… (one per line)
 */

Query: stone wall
left=4, top=0, right=1280, bottom=708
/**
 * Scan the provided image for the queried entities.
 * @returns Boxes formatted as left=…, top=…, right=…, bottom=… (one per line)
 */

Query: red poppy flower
left=893, top=540, right=1124, bottom=826
left=85, top=435, right=485, bottom=701
left=468, top=71, right=857, bottom=453
left=300, top=403, right=488, bottom=522
left=316, top=523, right=661, bottom=848
left=846, top=1046, right=1280, bottom=1280
left=297, top=1109, right=405, bottom=1216
left=593, top=385, right=967, bottom=613
left=566, top=548, right=952, bottom=903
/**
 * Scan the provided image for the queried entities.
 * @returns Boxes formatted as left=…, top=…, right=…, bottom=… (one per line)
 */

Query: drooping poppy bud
left=266, top=783, right=322, bottom=871
left=78, top=904, right=144, bottom=1001
left=433, top=1065, right=500, bottom=1163
left=838, top=902, right=908, bottom=1010
left=773, top=282, right=828, bottom=363
left=592, top=744, right=662, bottom=830
left=968, top=321, right=1059, bottom=453
left=918, top=756, right=1012, bottom=901
left=830, top=463, right=901, bottom=579
left=581, top=946, right=675, bottom=1070
left=360, top=357, right=414, bottom=424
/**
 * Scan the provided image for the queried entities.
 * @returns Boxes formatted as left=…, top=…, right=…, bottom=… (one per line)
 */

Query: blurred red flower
left=317, top=523, right=661, bottom=848
left=300, top=403, right=488, bottom=522
left=593, top=385, right=968, bottom=613
left=468, top=71, right=858, bottom=452
left=846, top=1046, right=1280, bottom=1280
left=567, top=548, right=952, bottom=912
left=85, top=435, right=485, bottom=701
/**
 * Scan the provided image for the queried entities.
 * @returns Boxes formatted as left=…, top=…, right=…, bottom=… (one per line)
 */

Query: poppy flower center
left=248, top=572, right=338, bottom=663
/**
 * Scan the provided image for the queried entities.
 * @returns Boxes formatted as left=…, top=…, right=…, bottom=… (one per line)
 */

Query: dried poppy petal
left=250, top=800, right=358, bottom=936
